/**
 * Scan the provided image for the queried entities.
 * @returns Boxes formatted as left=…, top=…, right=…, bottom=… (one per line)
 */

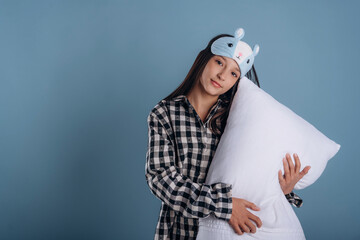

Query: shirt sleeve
left=285, top=191, right=303, bottom=208
left=145, top=111, right=233, bottom=221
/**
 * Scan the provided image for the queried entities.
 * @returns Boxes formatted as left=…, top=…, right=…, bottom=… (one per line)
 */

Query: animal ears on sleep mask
left=210, top=28, right=260, bottom=78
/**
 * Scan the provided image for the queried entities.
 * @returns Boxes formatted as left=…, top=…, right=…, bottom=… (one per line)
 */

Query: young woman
left=145, top=28, right=310, bottom=240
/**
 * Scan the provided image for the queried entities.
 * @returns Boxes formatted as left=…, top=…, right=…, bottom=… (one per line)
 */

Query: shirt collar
left=173, top=94, right=223, bottom=105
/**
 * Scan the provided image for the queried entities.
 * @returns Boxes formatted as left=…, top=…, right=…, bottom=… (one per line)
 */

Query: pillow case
left=197, top=76, right=340, bottom=240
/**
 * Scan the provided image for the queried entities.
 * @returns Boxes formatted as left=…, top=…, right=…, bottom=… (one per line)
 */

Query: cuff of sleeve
left=285, top=191, right=303, bottom=208
left=212, top=183, right=233, bottom=221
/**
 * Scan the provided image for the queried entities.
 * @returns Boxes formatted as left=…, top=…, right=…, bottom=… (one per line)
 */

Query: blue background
left=0, top=0, right=359, bottom=239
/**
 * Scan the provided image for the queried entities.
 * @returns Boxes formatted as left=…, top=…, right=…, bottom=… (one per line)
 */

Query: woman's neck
left=186, top=82, right=219, bottom=122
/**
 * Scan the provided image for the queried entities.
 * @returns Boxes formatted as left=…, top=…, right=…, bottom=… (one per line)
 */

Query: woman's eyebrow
left=219, top=56, right=240, bottom=73
left=219, top=56, right=226, bottom=62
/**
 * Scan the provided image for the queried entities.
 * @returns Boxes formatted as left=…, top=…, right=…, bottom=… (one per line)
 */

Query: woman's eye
left=232, top=72, right=237, bottom=78
left=216, top=60, right=223, bottom=66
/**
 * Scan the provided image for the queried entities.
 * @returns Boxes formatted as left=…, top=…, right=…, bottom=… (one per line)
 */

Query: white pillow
left=197, top=76, right=340, bottom=240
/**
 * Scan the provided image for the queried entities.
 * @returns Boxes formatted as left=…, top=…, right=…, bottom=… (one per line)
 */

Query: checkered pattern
left=145, top=94, right=303, bottom=240
left=285, top=191, right=303, bottom=208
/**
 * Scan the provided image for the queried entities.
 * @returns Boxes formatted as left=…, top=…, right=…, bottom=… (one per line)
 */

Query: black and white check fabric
left=285, top=191, right=303, bottom=208
left=145, top=94, right=303, bottom=240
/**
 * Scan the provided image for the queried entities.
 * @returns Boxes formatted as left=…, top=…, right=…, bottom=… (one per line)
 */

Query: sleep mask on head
left=211, top=28, right=259, bottom=78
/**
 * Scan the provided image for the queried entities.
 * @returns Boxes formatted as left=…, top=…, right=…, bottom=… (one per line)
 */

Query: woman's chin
left=205, top=89, right=222, bottom=97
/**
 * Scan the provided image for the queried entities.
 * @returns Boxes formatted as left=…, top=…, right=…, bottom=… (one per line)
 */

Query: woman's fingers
left=230, top=218, right=256, bottom=235
left=244, top=201, right=262, bottom=227
left=283, top=157, right=290, bottom=180
left=286, top=153, right=295, bottom=175
left=293, top=153, right=301, bottom=173
left=248, top=212, right=262, bottom=228
left=278, top=169, right=285, bottom=183
left=240, top=223, right=251, bottom=233
left=299, top=165, right=311, bottom=177
left=245, top=221, right=257, bottom=233
left=231, top=223, right=243, bottom=235
left=243, top=199, right=260, bottom=211
left=229, top=198, right=262, bottom=235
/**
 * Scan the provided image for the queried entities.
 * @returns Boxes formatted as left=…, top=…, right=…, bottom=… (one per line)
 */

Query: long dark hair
left=164, top=33, right=260, bottom=136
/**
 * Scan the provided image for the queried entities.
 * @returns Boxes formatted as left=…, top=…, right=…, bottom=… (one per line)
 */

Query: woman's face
left=199, top=55, right=240, bottom=97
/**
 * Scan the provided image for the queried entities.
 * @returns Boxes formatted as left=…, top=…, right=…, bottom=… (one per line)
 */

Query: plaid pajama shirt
left=145, top=94, right=303, bottom=240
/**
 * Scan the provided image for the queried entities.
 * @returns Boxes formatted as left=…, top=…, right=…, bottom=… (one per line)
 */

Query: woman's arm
left=145, top=111, right=232, bottom=221
left=279, top=153, right=311, bottom=208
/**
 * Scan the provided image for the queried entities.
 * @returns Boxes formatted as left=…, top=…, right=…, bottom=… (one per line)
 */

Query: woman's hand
left=278, top=153, right=311, bottom=195
left=228, top=198, right=262, bottom=235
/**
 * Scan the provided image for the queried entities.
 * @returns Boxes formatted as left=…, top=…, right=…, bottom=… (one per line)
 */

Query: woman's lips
left=211, top=79, right=221, bottom=88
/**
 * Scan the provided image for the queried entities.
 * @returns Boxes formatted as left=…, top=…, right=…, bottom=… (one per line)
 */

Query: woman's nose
left=217, top=71, right=225, bottom=81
